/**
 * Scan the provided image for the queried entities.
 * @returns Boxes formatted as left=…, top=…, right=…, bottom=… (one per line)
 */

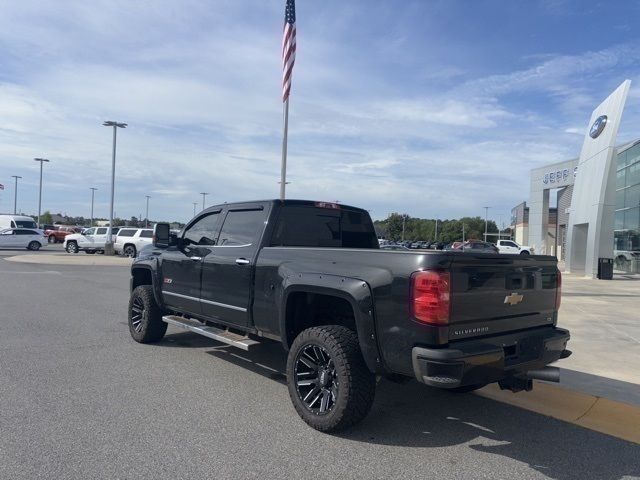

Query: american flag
left=282, top=0, right=296, bottom=102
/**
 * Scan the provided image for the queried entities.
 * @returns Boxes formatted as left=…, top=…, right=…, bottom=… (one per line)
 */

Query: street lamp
left=102, top=121, right=127, bottom=254
left=193, top=202, right=198, bottom=217
left=34, top=158, right=50, bottom=228
left=11, top=175, right=22, bottom=214
left=90, top=187, right=98, bottom=227
left=145, top=195, right=151, bottom=228
left=200, top=192, right=208, bottom=210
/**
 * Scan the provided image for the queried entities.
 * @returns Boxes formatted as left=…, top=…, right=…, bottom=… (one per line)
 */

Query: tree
left=39, top=211, right=53, bottom=225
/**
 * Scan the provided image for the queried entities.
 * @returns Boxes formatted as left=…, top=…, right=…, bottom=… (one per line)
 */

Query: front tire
left=286, top=326, right=376, bottom=432
left=27, top=241, right=41, bottom=251
left=128, top=285, right=167, bottom=343
left=123, top=245, right=137, bottom=258
left=520, top=250, right=530, bottom=255
left=66, top=241, right=78, bottom=254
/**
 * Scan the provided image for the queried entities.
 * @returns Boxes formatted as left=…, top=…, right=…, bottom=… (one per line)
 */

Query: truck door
left=200, top=206, right=268, bottom=327
left=160, top=211, right=222, bottom=316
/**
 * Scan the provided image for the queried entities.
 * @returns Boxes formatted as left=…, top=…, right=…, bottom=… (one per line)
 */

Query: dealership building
left=510, top=80, right=639, bottom=276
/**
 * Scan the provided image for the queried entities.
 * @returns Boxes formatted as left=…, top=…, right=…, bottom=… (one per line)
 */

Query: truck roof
left=199, top=199, right=369, bottom=214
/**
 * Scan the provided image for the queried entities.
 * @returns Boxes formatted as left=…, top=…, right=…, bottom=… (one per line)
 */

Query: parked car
left=63, top=227, right=120, bottom=254
left=380, top=244, right=411, bottom=251
left=0, top=214, right=39, bottom=230
left=115, top=228, right=154, bottom=257
left=0, top=228, right=46, bottom=250
left=126, top=199, right=569, bottom=432
left=44, top=225, right=83, bottom=244
left=453, top=241, right=500, bottom=254
left=496, top=239, right=532, bottom=255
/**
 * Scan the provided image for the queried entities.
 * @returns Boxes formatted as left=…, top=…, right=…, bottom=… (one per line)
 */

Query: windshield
left=15, top=220, right=38, bottom=228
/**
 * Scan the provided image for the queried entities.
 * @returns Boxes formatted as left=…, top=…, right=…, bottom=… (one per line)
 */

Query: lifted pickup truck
left=127, top=200, right=570, bottom=432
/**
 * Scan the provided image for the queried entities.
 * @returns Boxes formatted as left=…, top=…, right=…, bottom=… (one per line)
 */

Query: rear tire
left=128, top=285, right=167, bottom=343
left=286, top=325, right=376, bottom=432
left=27, top=241, right=41, bottom=251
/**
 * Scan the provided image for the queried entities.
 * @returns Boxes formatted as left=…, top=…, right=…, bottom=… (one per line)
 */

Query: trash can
left=597, top=258, right=613, bottom=280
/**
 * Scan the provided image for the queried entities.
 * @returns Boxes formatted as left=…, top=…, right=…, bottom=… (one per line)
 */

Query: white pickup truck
left=496, top=239, right=532, bottom=255
left=63, top=227, right=120, bottom=254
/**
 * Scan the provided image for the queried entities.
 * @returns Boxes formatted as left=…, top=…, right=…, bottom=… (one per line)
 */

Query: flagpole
left=280, top=97, right=290, bottom=201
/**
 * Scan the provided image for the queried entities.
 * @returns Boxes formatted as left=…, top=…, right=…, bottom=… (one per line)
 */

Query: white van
left=0, top=215, right=39, bottom=230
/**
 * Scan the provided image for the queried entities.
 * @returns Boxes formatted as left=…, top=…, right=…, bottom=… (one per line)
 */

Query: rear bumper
left=411, top=327, right=570, bottom=388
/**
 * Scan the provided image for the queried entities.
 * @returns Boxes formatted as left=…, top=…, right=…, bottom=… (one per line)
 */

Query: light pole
left=193, top=202, right=198, bottom=217
left=145, top=195, right=151, bottom=228
left=90, top=187, right=97, bottom=227
left=434, top=217, right=439, bottom=242
left=11, top=175, right=21, bottom=214
left=483, top=206, right=490, bottom=242
left=102, top=121, right=127, bottom=254
left=34, top=158, right=50, bottom=228
left=200, top=192, right=208, bottom=210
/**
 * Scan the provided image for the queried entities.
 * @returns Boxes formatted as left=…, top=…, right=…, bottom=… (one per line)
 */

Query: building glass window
left=626, top=184, right=640, bottom=209
left=624, top=207, right=640, bottom=231
left=615, top=211, right=625, bottom=230
left=627, top=162, right=640, bottom=188
left=616, top=168, right=626, bottom=189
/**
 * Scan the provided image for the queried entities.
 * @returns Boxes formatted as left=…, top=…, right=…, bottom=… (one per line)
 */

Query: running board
left=162, top=315, right=260, bottom=351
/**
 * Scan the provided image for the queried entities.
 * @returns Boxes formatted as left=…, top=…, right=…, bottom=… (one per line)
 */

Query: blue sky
left=1, top=0, right=640, bottom=226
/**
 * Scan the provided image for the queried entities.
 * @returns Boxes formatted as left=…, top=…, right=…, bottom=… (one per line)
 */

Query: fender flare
left=280, top=273, right=382, bottom=373
left=130, top=262, right=165, bottom=308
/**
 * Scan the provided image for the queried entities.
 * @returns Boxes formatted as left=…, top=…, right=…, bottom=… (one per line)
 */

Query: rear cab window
left=270, top=204, right=378, bottom=248
left=117, top=229, right=137, bottom=237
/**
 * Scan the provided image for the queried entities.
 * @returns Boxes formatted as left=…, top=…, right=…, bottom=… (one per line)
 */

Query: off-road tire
left=128, top=285, right=167, bottom=343
left=286, top=325, right=376, bottom=432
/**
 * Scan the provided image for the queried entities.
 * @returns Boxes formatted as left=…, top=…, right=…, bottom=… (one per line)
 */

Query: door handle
left=190, top=256, right=202, bottom=261
left=235, top=258, right=250, bottom=265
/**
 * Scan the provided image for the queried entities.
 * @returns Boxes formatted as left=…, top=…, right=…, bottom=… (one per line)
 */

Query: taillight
left=555, top=270, right=562, bottom=310
left=410, top=270, right=451, bottom=325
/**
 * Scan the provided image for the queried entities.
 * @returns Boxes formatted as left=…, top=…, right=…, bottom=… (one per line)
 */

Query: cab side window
left=217, top=210, right=265, bottom=247
left=84, top=228, right=96, bottom=235
left=183, top=213, right=221, bottom=246
left=96, top=228, right=107, bottom=235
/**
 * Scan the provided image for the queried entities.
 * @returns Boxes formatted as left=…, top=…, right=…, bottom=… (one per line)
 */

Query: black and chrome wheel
left=66, top=241, right=78, bottom=254
left=27, top=241, right=41, bottom=251
left=128, top=285, right=167, bottom=343
left=294, top=344, right=339, bottom=416
left=286, top=325, right=376, bottom=432
left=123, top=245, right=136, bottom=258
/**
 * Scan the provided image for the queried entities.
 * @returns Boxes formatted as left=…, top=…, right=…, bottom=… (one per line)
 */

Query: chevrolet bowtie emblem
left=504, top=292, right=524, bottom=306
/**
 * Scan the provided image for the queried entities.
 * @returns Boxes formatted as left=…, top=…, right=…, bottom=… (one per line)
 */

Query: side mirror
left=153, top=223, right=171, bottom=248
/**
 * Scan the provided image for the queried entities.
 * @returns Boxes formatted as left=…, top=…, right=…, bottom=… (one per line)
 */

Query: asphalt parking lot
left=1, top=251, right=639, bottom=480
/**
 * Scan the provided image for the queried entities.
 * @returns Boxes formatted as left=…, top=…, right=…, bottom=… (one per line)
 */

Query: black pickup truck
left=127, top=199, right=570, bottom=432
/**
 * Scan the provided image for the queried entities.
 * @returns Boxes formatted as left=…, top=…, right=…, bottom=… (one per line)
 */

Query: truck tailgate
left=448, top=254, right=560, bottom=340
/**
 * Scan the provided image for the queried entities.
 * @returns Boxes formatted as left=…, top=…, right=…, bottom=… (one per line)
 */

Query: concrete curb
left=476, top=381, right=640, bottom=444
left=4, top=254, right=132, bottom=266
